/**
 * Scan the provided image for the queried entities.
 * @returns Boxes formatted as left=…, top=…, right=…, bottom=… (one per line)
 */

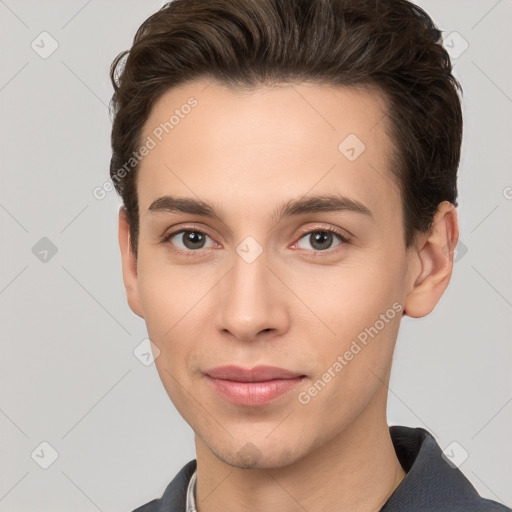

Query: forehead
left=136, top=79, right=400, bottom=224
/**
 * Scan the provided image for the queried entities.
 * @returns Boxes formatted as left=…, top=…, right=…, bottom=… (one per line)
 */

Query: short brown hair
left=109, top=0, right=463, bottom=257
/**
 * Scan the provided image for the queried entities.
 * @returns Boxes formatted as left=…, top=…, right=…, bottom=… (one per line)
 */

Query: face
left=119, top=79, right=443, bottom=469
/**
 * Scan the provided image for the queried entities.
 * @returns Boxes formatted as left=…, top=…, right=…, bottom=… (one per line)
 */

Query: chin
left=208, top=437, right=305, bottom=470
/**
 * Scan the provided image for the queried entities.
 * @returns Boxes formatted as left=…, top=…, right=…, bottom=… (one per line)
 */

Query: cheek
left=137, top=265, right=201, bottom=414
left=298, top=257, right=404, bottom=337
left=137, top=251, right=196, bottom=333
left=136, top=257, right=214, bottom=377
left=295, top=252, right=406, bottom=394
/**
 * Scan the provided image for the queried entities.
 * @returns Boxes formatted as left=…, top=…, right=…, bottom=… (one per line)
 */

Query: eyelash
left=161, top=224, right=352, bottom=257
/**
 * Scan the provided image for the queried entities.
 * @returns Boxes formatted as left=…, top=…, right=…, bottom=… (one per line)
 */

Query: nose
left=213, top=248, right=290, bottom=343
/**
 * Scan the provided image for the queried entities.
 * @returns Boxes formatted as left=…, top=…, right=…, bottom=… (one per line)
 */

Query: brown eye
left=166, top=230, right=214, bottom=251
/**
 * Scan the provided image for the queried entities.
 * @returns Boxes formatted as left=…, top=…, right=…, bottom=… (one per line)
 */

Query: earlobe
left=118, top=206, right=144, bottom=318
left=404, top=202, right=459, bottom=318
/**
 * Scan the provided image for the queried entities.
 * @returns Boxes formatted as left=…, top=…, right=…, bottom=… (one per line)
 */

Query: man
left=109, top=0, right=511, bottom=510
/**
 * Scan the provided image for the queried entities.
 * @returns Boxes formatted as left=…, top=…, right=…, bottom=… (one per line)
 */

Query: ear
left=118, top=206, right=144, bottom=318
left=403, top=201, right=459, bottom=318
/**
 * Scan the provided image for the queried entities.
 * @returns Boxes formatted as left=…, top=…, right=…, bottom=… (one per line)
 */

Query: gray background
left=1, top=0, right=511, bottom=510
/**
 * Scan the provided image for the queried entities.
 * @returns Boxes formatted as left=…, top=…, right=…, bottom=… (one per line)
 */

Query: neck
left=194, top=385, right=406, bottom=512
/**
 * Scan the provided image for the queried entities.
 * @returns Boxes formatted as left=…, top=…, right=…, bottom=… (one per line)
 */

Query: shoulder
left=131, top=499, right=159, bottom=512
left=130, top=459, right=197, bottom=512
left=383, top=426, right=511, bottom=511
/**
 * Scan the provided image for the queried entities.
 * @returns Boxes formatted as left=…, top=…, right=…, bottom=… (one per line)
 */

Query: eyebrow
left=148, top=194, right=373, bottom=223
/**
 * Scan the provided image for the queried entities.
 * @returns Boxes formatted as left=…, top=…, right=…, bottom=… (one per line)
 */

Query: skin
left=118, top=79, right=458, bottom=512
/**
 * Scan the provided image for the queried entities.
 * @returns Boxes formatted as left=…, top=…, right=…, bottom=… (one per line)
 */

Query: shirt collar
left=186, top=467, right=197, bottom=512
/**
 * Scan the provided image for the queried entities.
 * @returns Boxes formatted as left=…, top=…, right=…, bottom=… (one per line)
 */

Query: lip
left=204, top=365, right=306, bottom=406
left=205, top=365, right=304, bottom=382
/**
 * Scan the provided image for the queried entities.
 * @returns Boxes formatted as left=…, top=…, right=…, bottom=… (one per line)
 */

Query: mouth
left=204, top=365, right=307, bottom=406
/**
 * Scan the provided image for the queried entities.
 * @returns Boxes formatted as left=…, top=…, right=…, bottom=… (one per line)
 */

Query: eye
left=164, top=229, right=215, bottom=252
left=162, top=225, right=351, bottom=255
left=295, top=229, right=349, bottom=252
